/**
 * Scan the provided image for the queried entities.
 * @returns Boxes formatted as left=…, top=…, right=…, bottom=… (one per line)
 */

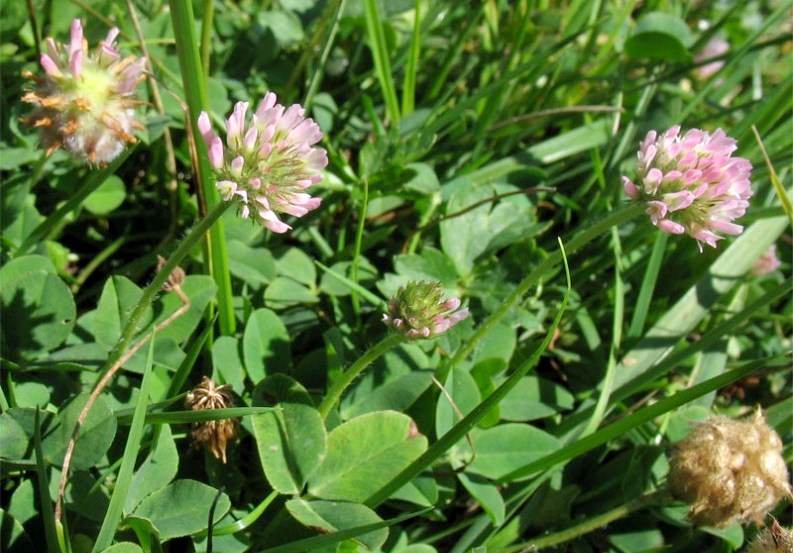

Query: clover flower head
left=752, top=245, right=782, bottom=276
left=186, top=376, right=238, bottom=463
left=622, top=126, right=753, bottom=251
left=22, top=19, right=146, bottom=164
left=668, top=410, right=791, bottom=527
left=197, top=92, right=327, bottom=233
left=382, top=280, right=469, bottom=339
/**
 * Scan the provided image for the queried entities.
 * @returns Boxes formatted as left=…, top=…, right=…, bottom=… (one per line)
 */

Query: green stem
left=350, top=178, right=369, bottom=316
left=169, top=0, right=236, bottom=336
left=17, top=148, right=134, bottom=256
left=318, top=333, right=405, bottom=420
left=441, top=202, right=643, bottom=381
left=200, top=489, right=279, bottom=537
left=200, top=0, right=215, bottom=81
left=496, top=491, right=668, bottom=552
left=627, top=231, right=667, bottom=337
left=303, top=0, right=346, bottom=112
left=364, top=246, right=571, bottom=508
left=105, top=201, right=230, bottom=371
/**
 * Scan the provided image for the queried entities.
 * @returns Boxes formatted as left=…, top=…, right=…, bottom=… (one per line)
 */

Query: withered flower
left=668, top=410, right=791, bottom=527
left=185, top=377, right=237, bottom=463
left=22, top=19, right=146, bottom=164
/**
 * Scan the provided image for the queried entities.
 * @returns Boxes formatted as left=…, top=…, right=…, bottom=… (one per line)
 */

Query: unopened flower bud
left=185, top=377, right=237, bottom=463
left=668, top=411, right=791, bottom=527
left=22, top=19, right=145, bottom=164
left=382, top=280, right=469, bottom=339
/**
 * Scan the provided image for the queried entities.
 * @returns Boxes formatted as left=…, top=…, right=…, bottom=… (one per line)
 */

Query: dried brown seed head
left=668, top=410, right=791, bottom=528
left=186, top=377, right=237, bottom=463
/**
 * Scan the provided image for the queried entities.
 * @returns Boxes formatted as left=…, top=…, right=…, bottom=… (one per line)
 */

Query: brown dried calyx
left=185, top=377, right=238, bottom=463
left=668, top=410, right=792, bottom=528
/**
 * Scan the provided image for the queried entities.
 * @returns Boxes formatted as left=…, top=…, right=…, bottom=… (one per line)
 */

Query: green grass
left=0, top=1, right=790, bottom=552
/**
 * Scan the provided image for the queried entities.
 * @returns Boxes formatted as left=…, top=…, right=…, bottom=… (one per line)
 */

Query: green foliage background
left=0, top=0, right=790, bottom=552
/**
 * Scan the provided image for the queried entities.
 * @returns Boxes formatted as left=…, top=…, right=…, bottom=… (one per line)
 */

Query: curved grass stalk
left=492, top=490, right=668, bottom=552
left=55, top=200, right=229, bottom=523
left=441, top=202, right=643, bottom=381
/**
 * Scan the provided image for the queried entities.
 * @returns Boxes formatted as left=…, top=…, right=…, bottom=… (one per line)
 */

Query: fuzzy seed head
left=22, top=19, right=146, bottom=164
left=382, top=280, right=469, bottom=339
left=747, top=521, right=793, bottom=553
left=668, top=411, right=791, bottom=527
left=185, top=377, right=238, bottom=463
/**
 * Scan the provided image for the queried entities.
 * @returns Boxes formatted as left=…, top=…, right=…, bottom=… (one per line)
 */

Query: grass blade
left=401, top=0, right=421, bottom=116
left=257, top=508, right=432, bottom=553
left=169, top=0, right=236, bottom=335
left=34, top=409, right=62, bottom=553
left=92, top=336, right=156, bottom=551
left=752, top=126, right=793, bottom=225
left=497, top=355, right=784, bottom=483
left=613, top=213, right=788, bottom=395
left=363, top=0, right=400, bottom=124
left=116, top=406, right=280, bottom=425
left=627, top=232, right=667, bottom=338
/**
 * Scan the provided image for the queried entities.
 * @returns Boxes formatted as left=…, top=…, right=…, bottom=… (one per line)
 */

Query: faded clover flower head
left=197, top=92, right=328, bottom=233
left=668, top=410, right=791, bottom=528
left=383, top=280, right=469, bottom=339
left=752, top=244, right=782, bottom=277
left=22, top=19, right=146, bottom=164
left=694, top=37, right=729, bottom=80
left=186, top=376, right=238, bottom=463
left=622, top=126, right=753, bottom=251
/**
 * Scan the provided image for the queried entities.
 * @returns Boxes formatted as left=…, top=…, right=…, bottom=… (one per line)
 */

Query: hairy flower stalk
left=186, top=377, right=238, bottom=463
left=622, top=126, right=753, bottom=251
left=668, top=411, right=791, bottom=527
left=22, top=19, right=146, bottom=163
left=197, top=92, right=327, bottom=233
left=383, top=280, right=469, bottom=339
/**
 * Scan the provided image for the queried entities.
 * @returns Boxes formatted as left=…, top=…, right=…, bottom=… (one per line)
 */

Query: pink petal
left=657, top=219, right=685, bottom=235
left=647, top=201, right=668, bottom=224
left=70, top=49, right=83, bottom=78
left=255, top=92, right=278, bottom=119
left=40, top=54, right=61, bottom=76
left=198, top=112, right=215, bottom=145
left=230, top=155, right=244, bottom=176
left=663, top=191, right=695, bottom=212
left=622, top=177, right=639, bottom=199
left=69, top=19, right=83, bottom=64
left=208, top=136, right=224, bottom=169
left=709, top=219, right=743, bottom=235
